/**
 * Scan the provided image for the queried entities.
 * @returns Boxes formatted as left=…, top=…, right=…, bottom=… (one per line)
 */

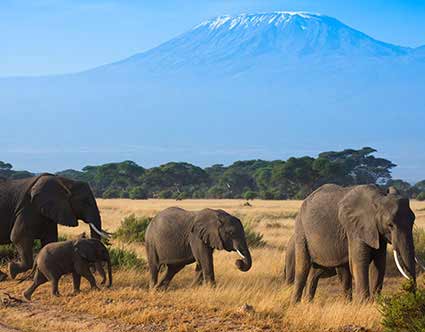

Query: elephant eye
left=388, top=223, right=394, bottom=229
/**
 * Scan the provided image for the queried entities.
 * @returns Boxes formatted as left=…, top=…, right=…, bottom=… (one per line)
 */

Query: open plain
left=0, top=199, right=424, bottom=332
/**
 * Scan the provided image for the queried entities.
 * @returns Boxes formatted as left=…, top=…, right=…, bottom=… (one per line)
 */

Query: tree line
left=1, top=147, right=424, bottom=200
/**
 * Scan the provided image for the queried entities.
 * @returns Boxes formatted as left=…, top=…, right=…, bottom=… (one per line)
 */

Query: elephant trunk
left=87, top=213, right=111, bottom=239
left=393, top=231, right=416, bottom=283
left=233, top=239, right=252, bottom=272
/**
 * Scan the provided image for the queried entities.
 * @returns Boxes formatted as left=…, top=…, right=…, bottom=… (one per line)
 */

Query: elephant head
left=30, top=174, right=110, bottom=239
left=192, top=209, right=252, bottom=272
left=74, top=239, right=112, bottom=287
left=338, top=185, right=417, bottom=281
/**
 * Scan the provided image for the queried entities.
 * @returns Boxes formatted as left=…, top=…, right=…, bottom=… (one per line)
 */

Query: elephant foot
left=8, top=262, right=19, bottom=279
left=0, top=271, right=8, bottom=282
left=72, top=290, right=80, bottom=296
left=22, top=291, right=32, bottom=301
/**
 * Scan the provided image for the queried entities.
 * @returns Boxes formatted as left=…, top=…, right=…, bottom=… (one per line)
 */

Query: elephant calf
left=23, top=238, right=112, bottom=300
left=145, top=207, right=252, bottom=289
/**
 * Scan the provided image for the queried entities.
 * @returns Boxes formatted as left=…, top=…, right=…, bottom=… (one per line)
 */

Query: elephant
left=23, top=238, right=112, bottom=300
left=0, top=174, right=110, bottom=280
left=292, top=184, right=419, bottom=303
left=284, top=234, right=352, bottom=301
left=145, top=207, right=252, bottom=289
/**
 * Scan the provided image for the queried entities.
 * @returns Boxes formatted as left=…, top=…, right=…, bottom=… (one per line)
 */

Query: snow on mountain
left=108, top=11, right=411, bottom=76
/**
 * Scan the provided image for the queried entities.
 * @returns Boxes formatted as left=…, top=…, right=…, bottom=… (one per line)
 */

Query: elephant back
left=297, top=184, right=350, bottom=267
left=146, top=207, right=195, bottom=264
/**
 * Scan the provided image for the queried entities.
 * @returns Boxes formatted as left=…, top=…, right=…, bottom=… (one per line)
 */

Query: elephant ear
left=30, top=175, right=78, bottom=227
left=192, top=209, right=224, bottom=250
left=74, top=239, right=97, bottom=262
left=338, top=185, right=380, bottom=249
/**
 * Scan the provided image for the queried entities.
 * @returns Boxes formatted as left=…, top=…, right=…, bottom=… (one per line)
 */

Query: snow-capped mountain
left=0, top=12, right=424, bottom=180
left=98, top=11, right=413, bottom=76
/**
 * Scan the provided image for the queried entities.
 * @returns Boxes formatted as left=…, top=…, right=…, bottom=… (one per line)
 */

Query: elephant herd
left=0, top=174, right=421, bottom=303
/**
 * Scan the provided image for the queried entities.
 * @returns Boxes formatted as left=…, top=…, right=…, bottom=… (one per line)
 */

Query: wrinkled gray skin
left=23, top=238, right=112, bottom=300
left=292, top=184, right=416, bottom=303
left=284, top=234, right=352, bottom=301
left=0, top=174, right=107, bottom=280
left=145, top=207, right=252, bottom=289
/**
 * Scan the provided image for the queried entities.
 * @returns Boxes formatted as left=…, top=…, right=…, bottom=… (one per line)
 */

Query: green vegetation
left=108, top=247, right=145, bottom=270
left=379, top=281, right=425, bottom=332
left=416, top=192, right=425, bottom=201
left=2, top=147, right=424, bottom=200
left=244, top=224, right=266, bottom=248
left=114, top=214, right=151, bottom=244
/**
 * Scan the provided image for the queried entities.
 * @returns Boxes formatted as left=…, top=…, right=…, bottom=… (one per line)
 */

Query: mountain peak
left=194, top=11, right=326, bottom=31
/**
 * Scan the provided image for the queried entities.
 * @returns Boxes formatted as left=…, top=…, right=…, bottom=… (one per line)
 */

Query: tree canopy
left=1, top=147, right=423, bottom=200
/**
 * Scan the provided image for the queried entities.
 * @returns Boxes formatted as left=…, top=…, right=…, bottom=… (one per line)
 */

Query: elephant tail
left=17, top=261, right=37, bottom=284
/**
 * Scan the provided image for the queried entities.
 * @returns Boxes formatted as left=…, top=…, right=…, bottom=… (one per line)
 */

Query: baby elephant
left=23, top=238, right=112, bottom=300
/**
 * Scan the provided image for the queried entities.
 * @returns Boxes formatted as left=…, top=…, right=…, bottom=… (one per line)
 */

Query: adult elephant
left=145, top=207, right=252, bottom=289
left=292, top=184, right=418, bottom=303
left=0, top=174, right=110, bottom=280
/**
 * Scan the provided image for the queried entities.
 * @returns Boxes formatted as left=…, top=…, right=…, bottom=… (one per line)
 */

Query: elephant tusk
left=236, top=249, right=246, bottom=259
left=415, top=256, right=425, bottom=271
left=90, top=223, right=110, bottom=239
left=393, top=250, right=410, bottom=280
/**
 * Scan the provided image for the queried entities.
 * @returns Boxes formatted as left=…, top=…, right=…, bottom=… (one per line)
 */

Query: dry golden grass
left=0, top=199, right=424, bottom=332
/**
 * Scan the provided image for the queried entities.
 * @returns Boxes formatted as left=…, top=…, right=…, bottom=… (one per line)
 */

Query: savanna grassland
left=0, top=199, right=424, bottom=332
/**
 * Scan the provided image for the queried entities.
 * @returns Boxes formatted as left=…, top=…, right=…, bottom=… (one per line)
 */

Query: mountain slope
left=0, top=12, right=424, bottom=180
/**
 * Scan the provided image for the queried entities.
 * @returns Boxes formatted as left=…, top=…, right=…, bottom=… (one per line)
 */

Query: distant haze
left=1, top=12, right=424, bottom=182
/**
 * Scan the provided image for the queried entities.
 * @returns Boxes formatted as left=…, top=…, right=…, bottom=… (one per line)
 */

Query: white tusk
left=415, top=256, right=425, bottom=271
left=89, top=223, right=110, bottom=239
left=393, top=250, right=410, bottom=280
left=236, top=249, right=246, bottom=259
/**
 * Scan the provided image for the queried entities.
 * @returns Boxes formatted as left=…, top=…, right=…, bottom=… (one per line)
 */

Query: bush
left=243, top=223, right=266, bottom=248
left=102, top=188, right=121, bottom=199
left=158, top=190, right=173, bottom=199
left=108, top=247, right=145, bottom=270
left=414, top=227, right=425, bottom=262
left=114, top=214, right=151, bottom=243
left=417, top=192, right=425, bottom=201
left=243, top=191, right=257, bottom=200
left=378, top=281, right=425, bottom=332
left=128, top=186, right=148, bottom=200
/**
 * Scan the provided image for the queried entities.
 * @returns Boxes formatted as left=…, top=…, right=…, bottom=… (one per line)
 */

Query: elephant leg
left=191, top=263, right=203, bottom=287
left=292, top=237, right=310, bottom=304
left=305, top=267, right=323, bottom=302
left=96, top=263, right=107, bottom=285
left=193, top=246, right=215, bottom=286
left=23, top=270, right=48, bottom=301
left=147, top=245, right=159, bottom=289
left=349, top=241, right=372, bottom=301
left=72, top=272, right=81, bottom=294
left=51, top=277, right=60, bottom=297
left=369, top=243, right=387, bottom=297
left=156, top=263, right=186, bottom=290
left=81, top=269, right=99, bottom=290
left=336, top=264, right=352, bottom=301
left=9, top=238, right=34, bottom=279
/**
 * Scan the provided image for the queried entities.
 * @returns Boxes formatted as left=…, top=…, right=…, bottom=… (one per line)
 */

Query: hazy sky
left=2, top=0, right=425, bottom=76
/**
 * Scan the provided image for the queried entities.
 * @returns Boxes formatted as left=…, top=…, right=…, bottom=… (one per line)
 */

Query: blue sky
left=1, top=0, right=425, bottom=76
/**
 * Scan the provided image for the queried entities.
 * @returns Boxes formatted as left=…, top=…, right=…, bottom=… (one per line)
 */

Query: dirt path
left=0, top=294, right=164, bottom=332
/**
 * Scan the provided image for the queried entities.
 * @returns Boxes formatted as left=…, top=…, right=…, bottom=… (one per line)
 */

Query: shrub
left=417, top=192, right=425, bottom=201
left=414, top=227, right=425, bottom=262
left=158, top=190, right=173, bottom=199
left=243, top=191, right=257, bottom=200
left=128, top=186, right=148, bottom=200
left=108, top=247, right=145, bottom=270
left=243, top=223, right=266, bottom=248
left=378, top=280, right=425, bottom=332
left=114, top=214, right=151, bottom=243
left=102, top=188, right=121, bottom=199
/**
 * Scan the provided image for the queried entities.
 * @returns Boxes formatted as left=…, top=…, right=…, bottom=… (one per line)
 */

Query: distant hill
left=1, top=12, right=424, bottom=180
